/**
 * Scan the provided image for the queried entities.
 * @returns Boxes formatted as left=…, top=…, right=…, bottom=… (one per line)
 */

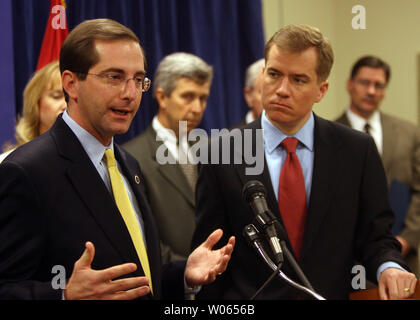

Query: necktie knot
left=104, top=149, right=117, bottom=168
left=364, top=123, right=371, bottom=135
left=281, top=137, right=299, bottom=154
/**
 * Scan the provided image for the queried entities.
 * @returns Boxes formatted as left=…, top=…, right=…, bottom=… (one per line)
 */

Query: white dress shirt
left=152, top=116, right=190, bottom=163
left=346, top=108, right=383, bottom=155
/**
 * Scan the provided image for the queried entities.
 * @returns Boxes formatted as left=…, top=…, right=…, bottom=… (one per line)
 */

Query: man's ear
left=244, top=87, right=252, bottom=108
left=346, top=78, right=353, bottom=94
left=155, top=88, right=168, bottom=110
left=315, top=80, right=329, bottom=103
left=61, top=71, right=79, bottom=102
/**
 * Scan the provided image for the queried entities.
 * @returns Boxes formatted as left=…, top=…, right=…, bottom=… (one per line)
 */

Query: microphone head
left=242, top=180, right=267, bottom=203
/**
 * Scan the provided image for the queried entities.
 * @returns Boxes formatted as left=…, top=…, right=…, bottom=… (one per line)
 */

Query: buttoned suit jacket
left=0, top=116, right=185, bottom=299
left=336, top=111, right=420, bottom=275
left=123, top=125, right=196, bottom=262
left=191, top=114, right=407, bottom=300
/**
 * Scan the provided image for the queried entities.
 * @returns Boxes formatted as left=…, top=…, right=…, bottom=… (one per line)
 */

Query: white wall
left=262, top=0, right=420, bottom=124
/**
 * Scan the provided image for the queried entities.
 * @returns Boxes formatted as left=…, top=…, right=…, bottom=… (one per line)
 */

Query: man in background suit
left=0, top=19, right=234, bottom=300
left=124, top=52, right=213, bottom=262
left=233, top=58, right=264, bottom=128
left=336, top=56, right=420, bottom=276
left=191, top=25, right=416, bottom=300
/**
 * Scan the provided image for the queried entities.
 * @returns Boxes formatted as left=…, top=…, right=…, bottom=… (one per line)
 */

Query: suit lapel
left=51, top=118, right=142, bottom=271
left=232, top=116, right=345, bottom=262
left=233, top=118, right=287, bottom=239
left=115, top=144, right=162, bottom=297
left=335, top=112, right=351, bottom=127
left=300, top=115, right=340, bottom=260
left=146, top=127, right=195, bottom=207
left=67, top=159, right=143, bottom=268
left=157, top=166, right=195, bottom=206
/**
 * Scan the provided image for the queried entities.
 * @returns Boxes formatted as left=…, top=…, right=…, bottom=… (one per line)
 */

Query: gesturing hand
left=185, top=229, right=235, bottom=287
left=64, top=241, right=151, bottom=300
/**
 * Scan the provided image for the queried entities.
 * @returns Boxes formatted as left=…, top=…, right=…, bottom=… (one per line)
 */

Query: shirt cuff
left=184, top=275, right=202, bottom=294
left=377, top=261, right=407, bottom=282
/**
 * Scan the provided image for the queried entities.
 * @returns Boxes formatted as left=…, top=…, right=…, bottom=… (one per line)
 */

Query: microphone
left=242, top=180, right=283, bottom=266
left=243, top=181, right=317, bottom=294
left=242, top=223, right=325, bottom=300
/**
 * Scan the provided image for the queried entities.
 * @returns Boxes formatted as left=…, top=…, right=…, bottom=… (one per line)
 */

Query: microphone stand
left=274, top=221, right=315, bottom=292
left=244, top=224, right=326, bottom=300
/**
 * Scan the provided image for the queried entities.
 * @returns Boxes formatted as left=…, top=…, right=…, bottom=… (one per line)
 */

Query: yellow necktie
left=104, top=149, right=153, bottom=294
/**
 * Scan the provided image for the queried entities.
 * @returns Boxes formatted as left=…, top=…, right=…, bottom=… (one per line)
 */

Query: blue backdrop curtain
left=0, top=0, right=17, bottom=149
left=9, top=0, right=265, bottom=145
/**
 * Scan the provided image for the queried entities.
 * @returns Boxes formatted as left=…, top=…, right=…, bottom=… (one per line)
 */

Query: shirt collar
left=346, top=107, right=381, bottom=132
left=245, top=110, right=256, bottom=124
left=261, top=110, right=314, bottom=154
left=62, top=110, right=113, bottom=166
left=152, top=116, right=178, bottom=146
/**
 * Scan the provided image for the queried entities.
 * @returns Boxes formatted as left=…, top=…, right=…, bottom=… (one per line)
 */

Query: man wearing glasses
left=124, top=52, right=213, bottom=264
left=336, top=55, right=420, bottom=277
left=0, top=18, right=234, bottom=300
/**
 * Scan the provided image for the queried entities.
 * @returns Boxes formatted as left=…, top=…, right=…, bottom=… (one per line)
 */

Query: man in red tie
left=191, top=24, right=417, bottom=300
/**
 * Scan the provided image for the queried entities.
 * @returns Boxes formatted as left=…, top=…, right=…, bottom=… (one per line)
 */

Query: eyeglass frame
left=355, top=78, right=387, bottom=91
left=78, top=71, right=152, bottom=92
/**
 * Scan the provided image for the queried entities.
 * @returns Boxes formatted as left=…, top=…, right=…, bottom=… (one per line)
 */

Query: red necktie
left=278, top=137, right=307, bottom=260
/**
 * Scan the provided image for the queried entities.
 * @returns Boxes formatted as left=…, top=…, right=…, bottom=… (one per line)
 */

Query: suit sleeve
left=190, top=161, right=233, bottom=299
left=400, top=126, right=420, bottom=250
left=0, top=162, right=61, bottom=299
left=355, top=137, right=408, bottom=281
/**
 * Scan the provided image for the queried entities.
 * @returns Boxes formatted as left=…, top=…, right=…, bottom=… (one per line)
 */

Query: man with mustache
left=336, top=55, right=420, bottom=277
left=124, top=52, right=213, bottom=263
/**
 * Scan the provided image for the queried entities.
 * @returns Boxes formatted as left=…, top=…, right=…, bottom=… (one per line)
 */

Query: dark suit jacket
left=123, top=125, right=196, bottom=262
left=191, top=113, right=407, bottom=300
left=336, top=112, right=420, bottom=276
left=230, top=117, right=247, bottom=130
left=0, top=116, right=185, bottom=299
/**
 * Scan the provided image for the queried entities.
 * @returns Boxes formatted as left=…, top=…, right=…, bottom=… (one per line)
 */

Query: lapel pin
left=135, top=175, right=140, bottom=184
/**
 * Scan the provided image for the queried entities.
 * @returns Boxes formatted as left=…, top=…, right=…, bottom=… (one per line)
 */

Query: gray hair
left=153, top=52, right=213, bottom=98
left=244, top=58, right=265, bottom=89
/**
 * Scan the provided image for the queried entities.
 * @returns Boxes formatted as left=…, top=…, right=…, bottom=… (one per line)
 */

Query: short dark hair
left=60, top=19, right=145, bottom=102
left=350, top=55, right=391, bottom=83
left=264, top=24, right=334, bottom=82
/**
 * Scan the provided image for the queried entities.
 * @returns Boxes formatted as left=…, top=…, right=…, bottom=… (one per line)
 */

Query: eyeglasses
left=84, top=72, right=152, bottom=92
left=355, top=79, right=386, bottom=91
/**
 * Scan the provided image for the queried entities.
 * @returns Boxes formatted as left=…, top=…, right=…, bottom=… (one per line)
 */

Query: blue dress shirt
left=62, top=110, right=147, bottom=245
left=260, top=110, right=404, bottom=282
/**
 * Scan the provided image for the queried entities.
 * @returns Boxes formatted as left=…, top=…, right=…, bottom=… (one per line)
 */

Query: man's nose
left=276, top=78, right=291, bottom=97
left=190, top=98, right=204, bottom=113
left=121, top=78, right=139, bottom=100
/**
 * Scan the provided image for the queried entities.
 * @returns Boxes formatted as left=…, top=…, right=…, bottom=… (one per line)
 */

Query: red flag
left=36, top=0, right=68, bottom=70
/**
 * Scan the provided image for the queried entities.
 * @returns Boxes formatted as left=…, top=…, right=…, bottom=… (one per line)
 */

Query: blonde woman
left=0, top=61, right=66, bottom=162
